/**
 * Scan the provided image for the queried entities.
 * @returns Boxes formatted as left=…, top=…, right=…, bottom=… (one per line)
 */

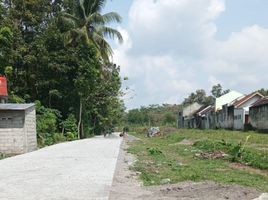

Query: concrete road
left=0, top=133, right=122, bottom=200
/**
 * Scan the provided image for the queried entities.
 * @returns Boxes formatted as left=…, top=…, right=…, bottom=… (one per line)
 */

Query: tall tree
left=60, top=0, right=123, bottom=62
left=257, top=88, right=268, bottom=96
left=211, top=84, right=230, bottom=98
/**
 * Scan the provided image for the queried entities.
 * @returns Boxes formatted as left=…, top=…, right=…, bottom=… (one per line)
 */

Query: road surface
left=0, top=133, right=122, bottom=200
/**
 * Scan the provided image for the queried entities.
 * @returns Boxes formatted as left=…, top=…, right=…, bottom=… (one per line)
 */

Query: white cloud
left=113, top=0, right=268, bottom=108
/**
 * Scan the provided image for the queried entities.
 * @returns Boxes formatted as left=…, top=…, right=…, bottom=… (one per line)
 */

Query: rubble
left=147, top=127, right=161, bottom=137
left=194, top=151, right=228, bottom=160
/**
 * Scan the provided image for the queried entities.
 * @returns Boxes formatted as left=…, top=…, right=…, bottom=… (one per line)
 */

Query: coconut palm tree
left=61, top=0, right=123, bottom=63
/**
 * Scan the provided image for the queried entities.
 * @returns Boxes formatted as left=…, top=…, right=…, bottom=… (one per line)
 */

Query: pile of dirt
left=109, top=134, right=262, bottom=200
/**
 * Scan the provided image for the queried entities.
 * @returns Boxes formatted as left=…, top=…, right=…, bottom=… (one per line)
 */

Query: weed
left=147, top=147, right=163, bottom=156
left=128, top=129, right=268, bottom=191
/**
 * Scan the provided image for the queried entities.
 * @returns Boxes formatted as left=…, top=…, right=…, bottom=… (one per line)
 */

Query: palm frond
left=102, top=12, right=122, bottom=24
left=74, top=0, right=86, bottom=20
left=64, top=28, right=88, bottom=46
left=86, top=13, right=104, bottom=25
left=61, top=13, right=80, bottom=26
left=90, top=0, right=107, bottom=13
left=95, top=26, right=123, bottom=44
left=92, top=32, right=113, bottom=62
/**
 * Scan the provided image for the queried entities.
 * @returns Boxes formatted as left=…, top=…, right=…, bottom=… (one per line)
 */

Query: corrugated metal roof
left=197, top=105, right=214, bottom=116
left=251, top=97, right=268, bottom=108
left=0, top=103, right=35, bottom=111
left=231, top=92, right=263, bottom=108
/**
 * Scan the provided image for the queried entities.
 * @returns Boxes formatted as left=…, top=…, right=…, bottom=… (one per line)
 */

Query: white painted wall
left=237, top=96, right=262, bottom=112
left=215, top=91, right=243, bottom=111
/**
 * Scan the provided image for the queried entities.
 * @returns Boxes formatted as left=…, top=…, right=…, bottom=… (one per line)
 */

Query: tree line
left=125, top=84, right=268, bottom=127
left=0, top=0, right=124, bottom=146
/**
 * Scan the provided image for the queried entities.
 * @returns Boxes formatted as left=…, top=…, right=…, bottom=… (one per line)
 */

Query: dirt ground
left=109, top=134, right=263, bottom=200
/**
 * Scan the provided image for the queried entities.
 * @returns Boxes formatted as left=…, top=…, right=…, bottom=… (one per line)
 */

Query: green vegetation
left=128, top=129, right=268, bottom=191
left=124, top=84, right=230, bottom=127
left=0, top=153, right=8, bottom=160
left=0, top=0, right=124, bottom=146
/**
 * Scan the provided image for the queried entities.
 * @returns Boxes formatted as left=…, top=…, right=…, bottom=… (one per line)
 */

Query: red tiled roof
left=232, top=92, right=263, bottom=108
left=251, top=97, right=268, bottom=108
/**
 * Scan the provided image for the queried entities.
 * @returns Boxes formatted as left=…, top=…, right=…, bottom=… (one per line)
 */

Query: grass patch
left=128, top=129, right=268, bottom=191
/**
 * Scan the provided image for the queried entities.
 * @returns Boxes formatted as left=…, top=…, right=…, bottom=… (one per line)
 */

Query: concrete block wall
left=250, top=105, right=268, bottom=131
left=0, top=129, right=24, bottom=154
left=25, top=107, right=37, bottom=152
left=0, top=107, right=37, bottom=155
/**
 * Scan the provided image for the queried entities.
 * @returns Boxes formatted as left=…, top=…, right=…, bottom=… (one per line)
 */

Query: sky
left=104, top=0, right=268, bottom=109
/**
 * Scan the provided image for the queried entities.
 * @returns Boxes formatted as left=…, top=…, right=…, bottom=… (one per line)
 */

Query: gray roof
left=0, top=103, right=35, bottom=111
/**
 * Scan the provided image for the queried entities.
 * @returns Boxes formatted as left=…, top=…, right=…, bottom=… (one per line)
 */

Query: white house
left=215, top=91, right=243, bottom=128
left=215, top=90, right=244, bottom=111
left=231, top=92, right=263, bottom=130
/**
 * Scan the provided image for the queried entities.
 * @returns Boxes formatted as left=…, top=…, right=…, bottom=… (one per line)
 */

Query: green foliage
left=147, top=147, right=163, bottom=156
left=193, top=136, right=268, bottom=170
left=128, top=129, right=268, bottom=191
left=257, top=88, right=268, bottom=96
left=0, top=0, right=124, bottom=144
left=61, top=114, right=77, bottom=134
left=163, top=112, right=176, bottom=125
left=123, top=126, right=129, bottom=132
left=183, top=89, right=216, bottom=106
left=60, top=0, right=123, bottom=62
left=126, top=104, right=179, bottom=126
left=211, top=84, right=230, bottom=98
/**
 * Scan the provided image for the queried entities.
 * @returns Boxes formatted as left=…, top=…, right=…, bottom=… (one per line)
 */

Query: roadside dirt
left=109, top=134, right=262, bottom=200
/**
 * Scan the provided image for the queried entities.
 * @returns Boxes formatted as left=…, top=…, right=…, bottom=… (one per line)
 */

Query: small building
left=178, top=103, right=203, bottom=129
left=249, top=97, right=268, bottom=132
left=215, top=90, right=243, bottom=111
left=195, top=105, right=215, bottom=129
left=215, top=91, right=244, bottom=129
left=0, top=104, right=37, bottom=154
left=231, top=92, right=263, bottom=130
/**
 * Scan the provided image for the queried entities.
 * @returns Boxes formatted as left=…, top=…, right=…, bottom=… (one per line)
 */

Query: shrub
left=61, top=114, right=77, bottom=134
left=147, top=147, right=163, bottom=156
left=193, top=136, right=268, bottom=170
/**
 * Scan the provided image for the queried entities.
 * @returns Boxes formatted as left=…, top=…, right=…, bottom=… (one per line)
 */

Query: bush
left=66, top=132, right=77, bottom=141
left=193, top=137, right=268, bottom=170
left=61, top=114, right=77, bottom=134
left=147, top=147, right=163, bottom=156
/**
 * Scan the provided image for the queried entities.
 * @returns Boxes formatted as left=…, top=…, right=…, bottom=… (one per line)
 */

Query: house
left=0, top=104, right=37, bottom=155
left=230, top=92, right=263, bottom=130
left=195, top=105, right=215, bottom=129
left=215, top=90, right=244, bottom=111
left=249, top=97, right=268, bottom=132
left=215, top=91, right=244, bottom=129
left=178, top=102, right=203, bottom=128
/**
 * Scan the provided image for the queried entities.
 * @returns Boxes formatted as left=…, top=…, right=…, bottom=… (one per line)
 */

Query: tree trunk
left=81, top=121, right=84, bottom=139
left=77, top=99, right=82, bottom=139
